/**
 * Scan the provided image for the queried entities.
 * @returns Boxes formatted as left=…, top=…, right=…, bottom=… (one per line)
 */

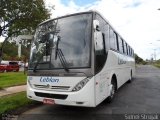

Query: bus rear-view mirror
left=94, top=31, right=104, bottom=52
left=40, top=34, right=48, bottom=43
left=93, top=19, right=100, bottom=31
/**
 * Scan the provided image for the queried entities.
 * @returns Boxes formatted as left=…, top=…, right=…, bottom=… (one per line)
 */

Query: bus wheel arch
left=128, top=69, right=133, bottom=83
left=106, top=74, right=117, bottom=103
left=131, top=70, right=132, bottom=79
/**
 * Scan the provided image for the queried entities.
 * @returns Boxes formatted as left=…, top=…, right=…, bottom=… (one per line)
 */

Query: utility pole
left=18, top=42, right=22, bottom=58
left=153, top=49, right=156, bottom=61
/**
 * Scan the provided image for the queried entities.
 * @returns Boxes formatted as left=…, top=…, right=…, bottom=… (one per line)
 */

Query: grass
left=0, top=92, right=38, bottom=115
left=152, top=60, right=160, bottom=68
left=0, top=72, right=27, bottom=89
left=154, top=63, right=160, bottom=68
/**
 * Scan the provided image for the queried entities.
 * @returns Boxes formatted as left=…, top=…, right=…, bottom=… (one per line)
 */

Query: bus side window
left=109, top=28, right=117, bottom=51
left=123, top=41, right=127, bottom=55
left=104, top=23, right=109, bottom=52
left=121, top=39, right=125, bottom=54
left=131, top=49, right=133, bottom=56
left=129, top=47, right=131, bottom=56
left=128, top=46, right=131, bottom=56
left=115, top=33, right=119, bottom=51
left=118, top=36, right=123, bottom=53
left=133, top=49, right=134, bottom=57
left=126, top=43, right=128, bottom=55
left=95, top=14, right=109, bottom=51
left=95, top=13, right=107, bottom=74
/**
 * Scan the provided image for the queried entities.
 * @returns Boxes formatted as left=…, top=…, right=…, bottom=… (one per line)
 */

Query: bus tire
left=106, top=76, right=117, bottom=103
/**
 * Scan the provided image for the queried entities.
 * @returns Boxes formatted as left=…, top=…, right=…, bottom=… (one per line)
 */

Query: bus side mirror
left=94, top=31, right=104, bottom=52
left=53, top=35, right=58, bottom=44
left=39, top=33, right=48, bottom=43
left=93, top=20, right=100, bottom=31
left=93, top=19, right=104, bottom=52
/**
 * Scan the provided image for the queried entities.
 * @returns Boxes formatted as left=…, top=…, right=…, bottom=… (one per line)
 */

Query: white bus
left=27, top=11, right=135, bottom=107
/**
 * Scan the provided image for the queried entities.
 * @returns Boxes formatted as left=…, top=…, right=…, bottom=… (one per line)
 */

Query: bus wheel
left=107, top=77, right=117, bottom=103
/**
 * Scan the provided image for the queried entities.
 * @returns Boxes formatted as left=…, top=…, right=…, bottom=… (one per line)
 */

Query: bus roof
left=38, top=10, right=134, bottom=50
left=39, top=10, right=96, bottom=26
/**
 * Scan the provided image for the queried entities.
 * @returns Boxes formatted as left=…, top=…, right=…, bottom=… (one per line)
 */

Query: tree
left=0, top=0, right=51, bottom=37
left=1, top=41, right=17, bottom=60
left=135, top=54, right=147, bottom=64
left=0, top=0, right=53, bottom=62
left=0, top=40, right=33, bottom=61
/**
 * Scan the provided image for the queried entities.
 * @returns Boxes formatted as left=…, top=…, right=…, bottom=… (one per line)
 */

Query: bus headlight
left=27, top=76, right=33, bottom=88
left=72, top=78, right=89, bottom=92
left=28, top=80, right=33, bottom=88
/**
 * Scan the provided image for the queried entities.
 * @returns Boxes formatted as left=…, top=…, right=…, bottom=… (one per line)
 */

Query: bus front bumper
left=27, top=80, right=96, bottom=107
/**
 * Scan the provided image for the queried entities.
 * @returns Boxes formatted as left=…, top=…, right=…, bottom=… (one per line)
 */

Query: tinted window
left=103, top=24, right=109, bottom=51
left=30, top=13, right=92, bottom=69
left=123, top=41, right=127, bottom=54
left=128, top=46, right=130, bottom=56
left=9, top=62, right=18, bottom=65
left=132, top=50, right=134, bottom=57
left=131, top=49, right=134, bottom=57
left=116, top=34, right=119, bottom=51
left=95, top=14, right=107, bottom=73
left=126, top=43, right=128, bottom=55
left=118, top=36, right=123, bottom=53
left=109, top=28, right=117, bottom=50
left=96, top=14, right=109, bottom=51
left=129, top=47, right=132, bottom=56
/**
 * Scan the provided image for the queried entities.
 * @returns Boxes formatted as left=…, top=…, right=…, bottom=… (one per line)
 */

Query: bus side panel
left=95, top=50, right=135, bottom=106
left=106, top=51, right=135, bottom=88
left=95, top=71, right=111, bottom=106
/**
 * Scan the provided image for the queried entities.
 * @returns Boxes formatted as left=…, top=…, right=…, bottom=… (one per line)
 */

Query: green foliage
left=2, top=41, right=18, bottom=59
left=0, top=0, right=51, bottom=37
left=154, top=64, right=160, bottom=68
left=0, top=0, right=52, bottom=63
left=21, top=44, right=30, bottom=60
left=135, top=54, right=147, bottom=65
left=153, top=59, right=160, bottom=68
left=1, top=41, right=30, bottom=61
left=0, top=92, right=35, bottom=114
left=0, top=72, right=26, bottom=89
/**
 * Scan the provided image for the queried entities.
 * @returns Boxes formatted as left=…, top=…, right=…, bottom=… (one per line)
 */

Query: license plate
left=43, top=98, right=55, bottom=105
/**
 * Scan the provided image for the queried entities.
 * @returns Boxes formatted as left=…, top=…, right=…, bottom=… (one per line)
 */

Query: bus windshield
left=29, top=13, right=92, bottom=70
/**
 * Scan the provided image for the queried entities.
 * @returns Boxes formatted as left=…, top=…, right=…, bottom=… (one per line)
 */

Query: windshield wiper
left=33, top=47, right=69, bottom=73
left=57, top=48, right=69, bottom=72
left=55, top=36, right=69, bottom=72
left=33, top=53, right=45, bottom=72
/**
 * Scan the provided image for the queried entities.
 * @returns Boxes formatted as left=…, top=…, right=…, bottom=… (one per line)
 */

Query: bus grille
left=33, top=84, right=70, bottom=91
left=34, top=92, right=68, bottom=100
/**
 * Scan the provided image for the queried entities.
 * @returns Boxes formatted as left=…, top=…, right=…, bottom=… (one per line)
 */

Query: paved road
left=18, top=65, right=160, bottom=120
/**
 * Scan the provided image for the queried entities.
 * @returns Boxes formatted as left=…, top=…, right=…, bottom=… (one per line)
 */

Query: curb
left=0, top=85, right=26, bottom=97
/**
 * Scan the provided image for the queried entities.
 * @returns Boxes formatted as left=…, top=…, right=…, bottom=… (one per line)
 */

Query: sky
left=1, top=0, right=160, bottom=60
